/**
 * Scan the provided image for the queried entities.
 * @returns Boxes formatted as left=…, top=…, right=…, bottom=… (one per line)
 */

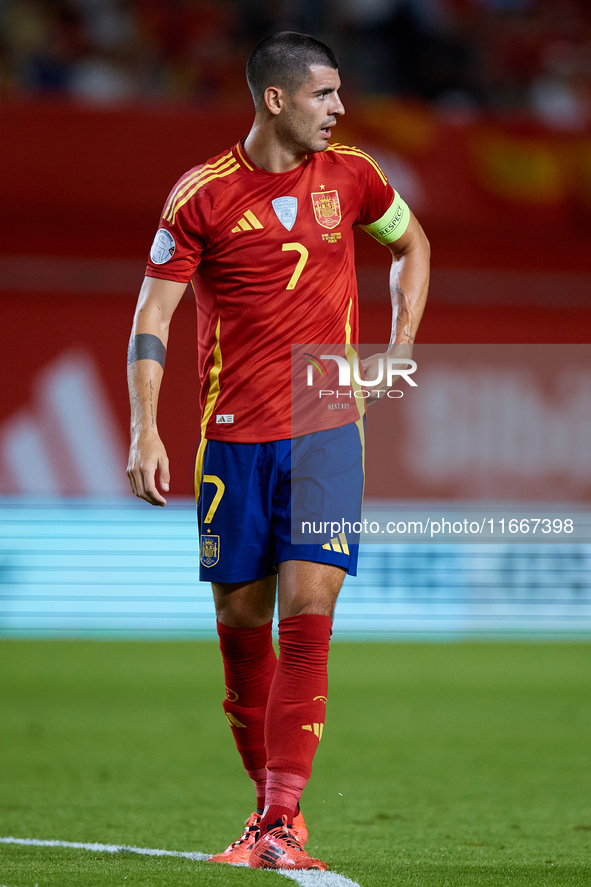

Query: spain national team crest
left=311, top=190, right=341, bottom=229
left=200, top=533, right=220, bottom=567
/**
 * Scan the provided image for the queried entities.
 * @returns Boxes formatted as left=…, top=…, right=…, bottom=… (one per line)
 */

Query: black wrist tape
left=127, top=333, right=166, bottom=369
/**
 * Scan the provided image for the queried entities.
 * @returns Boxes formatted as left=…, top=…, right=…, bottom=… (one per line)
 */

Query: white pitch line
left=0, top=836, right=210, bottom=861
left=278, top=871, right=362, bottom=887
left=0, top=836, right=362, bottom=887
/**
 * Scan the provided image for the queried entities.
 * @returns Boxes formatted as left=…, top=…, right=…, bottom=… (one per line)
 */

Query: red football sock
left=246, top=767, right=268, bottom=815
left=259, top=614, right=332, bottom=833
left=217, top=620, right=277, bottom=811
left=259, top=772, right=308, bottom=833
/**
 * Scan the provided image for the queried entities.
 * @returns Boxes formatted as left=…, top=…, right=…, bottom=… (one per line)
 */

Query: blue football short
left=195, top=420, right=365, bottom=583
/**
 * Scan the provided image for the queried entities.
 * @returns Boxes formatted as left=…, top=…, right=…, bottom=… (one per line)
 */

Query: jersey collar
left=233, top=139, right=309, bottom=176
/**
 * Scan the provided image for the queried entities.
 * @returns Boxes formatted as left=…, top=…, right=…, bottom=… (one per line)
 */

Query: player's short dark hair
left=246, top=31, right=339, bottom=109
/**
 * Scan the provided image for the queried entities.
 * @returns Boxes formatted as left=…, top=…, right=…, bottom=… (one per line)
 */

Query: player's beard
left=278, top=110, right=332, bottom=156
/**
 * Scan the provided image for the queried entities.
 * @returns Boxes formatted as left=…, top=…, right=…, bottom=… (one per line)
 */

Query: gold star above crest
left=319, top=184, right=325, bottom=190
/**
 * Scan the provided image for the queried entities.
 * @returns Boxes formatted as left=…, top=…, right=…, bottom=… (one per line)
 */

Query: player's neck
left=243, top=125, right=306, bottom=174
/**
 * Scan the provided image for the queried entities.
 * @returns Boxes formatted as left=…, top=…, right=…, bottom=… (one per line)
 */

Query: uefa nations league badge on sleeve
left=150, top=228, right=176, bottom=264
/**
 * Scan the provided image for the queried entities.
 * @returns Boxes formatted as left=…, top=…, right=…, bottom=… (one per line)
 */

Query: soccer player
left=127, top=32, right=429, bottom=871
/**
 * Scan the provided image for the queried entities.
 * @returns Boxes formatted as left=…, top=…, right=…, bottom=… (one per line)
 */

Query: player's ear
left=263, top=86, right=283, bottom=116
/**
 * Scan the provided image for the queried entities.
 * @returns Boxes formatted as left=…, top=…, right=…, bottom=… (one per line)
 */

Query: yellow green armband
left=360, top=194, right=410, bottom=244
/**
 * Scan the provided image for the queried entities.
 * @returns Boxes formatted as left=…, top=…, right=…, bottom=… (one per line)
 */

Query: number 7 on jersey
left=282, top=243, right=309, bottom=290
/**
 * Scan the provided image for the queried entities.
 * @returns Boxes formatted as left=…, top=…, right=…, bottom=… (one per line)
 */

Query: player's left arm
left=386, top=210, right=430, bottom=346
left=362, top=209, right=430, bottom=403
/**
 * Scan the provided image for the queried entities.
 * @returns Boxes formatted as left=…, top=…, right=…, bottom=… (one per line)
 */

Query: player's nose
left=331, top=91, right=345, bottom=117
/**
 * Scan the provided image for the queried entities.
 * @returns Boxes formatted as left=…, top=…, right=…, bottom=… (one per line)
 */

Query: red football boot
left=249, top=815, right=327, bottom=870
left=293, top=807, right=308, bottom=846
left=208, top=812, right=260, bottom=865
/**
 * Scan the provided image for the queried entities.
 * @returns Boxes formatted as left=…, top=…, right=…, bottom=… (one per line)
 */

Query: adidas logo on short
left=322, top=532, right=350, bottom=554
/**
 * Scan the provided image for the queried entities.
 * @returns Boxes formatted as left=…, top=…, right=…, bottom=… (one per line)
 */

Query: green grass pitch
left=0, top=640, right=590, bottom=886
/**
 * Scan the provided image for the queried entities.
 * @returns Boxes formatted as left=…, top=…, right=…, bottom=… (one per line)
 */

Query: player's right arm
left=127, top=276, right=187, bottom=506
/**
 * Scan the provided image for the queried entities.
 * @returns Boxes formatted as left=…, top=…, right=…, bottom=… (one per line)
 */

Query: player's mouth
left=320, top=120, right=336, bottom=139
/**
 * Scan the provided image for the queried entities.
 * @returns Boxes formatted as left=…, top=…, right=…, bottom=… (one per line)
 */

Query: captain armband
left=360, top=194, right=410, bottom=245
left=127, top=333, right=167, bottom=370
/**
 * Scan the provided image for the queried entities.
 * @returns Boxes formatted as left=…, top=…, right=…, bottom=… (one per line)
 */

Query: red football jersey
left=145, top=140, right=396, bottom=442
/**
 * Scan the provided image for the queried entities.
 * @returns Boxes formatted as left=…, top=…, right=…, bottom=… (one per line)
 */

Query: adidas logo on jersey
left=231, top=209, right=264, bottom=233
left=322, top=532, right=350, bottom=554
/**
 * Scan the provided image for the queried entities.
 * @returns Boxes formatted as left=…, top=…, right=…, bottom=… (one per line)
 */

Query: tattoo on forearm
left=127, top=333, right=167, bottom=369
left=394, top=285, right=407, bottom=324
left=149, top=379, right=155, bottom=427
left=390, top=284, right=415, bottom=347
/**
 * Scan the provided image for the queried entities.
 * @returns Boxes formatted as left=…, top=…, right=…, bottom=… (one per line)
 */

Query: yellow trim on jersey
left=164, top=151, right=235, bottom=216
left=235, top=141, right=254, bottom=171
left=162, top=151, right=234, bottom=216
left=167, top=163, right=240, bottom=224
left=163, top=151, right=235, bottom=221
left=195, top=316, right=223, bottom=504
left=344, top=296, right=353, bottom=344
left=201, top=316, right=223, bottom=437
left=360, top=194, right=410, bottom=244
left=344, top=298, right=366, bottom=422
left=326, top=143, right=388, bottom=186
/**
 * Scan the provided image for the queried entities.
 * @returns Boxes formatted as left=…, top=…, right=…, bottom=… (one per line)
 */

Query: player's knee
left=213, top=582, right=275, bottom=628
left=279, top=591, right=339, bottom=620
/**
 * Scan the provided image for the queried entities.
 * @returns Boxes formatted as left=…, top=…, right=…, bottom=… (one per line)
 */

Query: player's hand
left=361, top=343, right=414, bottom=406
left=127, top=430, right=170, bottom=506
left=360, top=350, right=387, bottom=406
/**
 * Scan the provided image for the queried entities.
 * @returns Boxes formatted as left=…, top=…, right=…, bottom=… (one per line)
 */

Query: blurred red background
left=1, top=22, right=590, bottom=497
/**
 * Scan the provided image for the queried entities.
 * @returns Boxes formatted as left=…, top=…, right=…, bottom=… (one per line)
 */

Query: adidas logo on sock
left=302, top=723, right=324, bottom=740
left=225, top=711, right=247, bottom=728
